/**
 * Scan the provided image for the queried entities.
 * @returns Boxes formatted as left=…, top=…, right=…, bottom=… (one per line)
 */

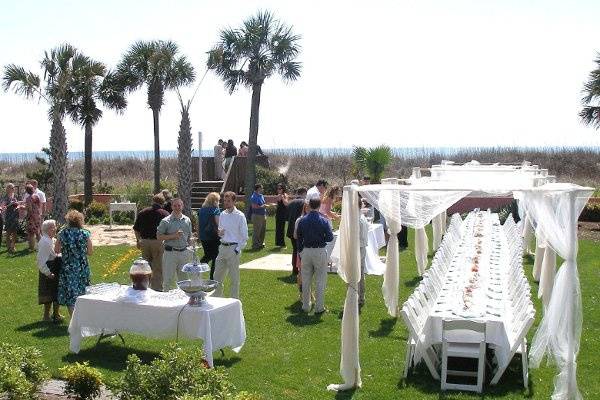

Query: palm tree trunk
left=244, top=82, right=262, bottom=205
left=177, top=102, right=192, bottom=217
left=49, top=116, right=68, bottom=225
left=84, top=123, right=93, bottom=206
left=152, top=107, right=161, bottom=194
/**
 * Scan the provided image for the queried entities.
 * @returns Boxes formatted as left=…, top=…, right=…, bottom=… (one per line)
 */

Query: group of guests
left=0, top=179, right=47, bottom=253
left=134, top=192, right=248, bottom=299
left=213, top=139, right=264, bottom=180
left=36, top=210, right=93, bottom=322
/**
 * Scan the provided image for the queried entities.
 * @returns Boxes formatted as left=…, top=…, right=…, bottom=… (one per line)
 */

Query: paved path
left=40, top=379, right=114, bottom=399
left=240, top=253, right=292, bottom=271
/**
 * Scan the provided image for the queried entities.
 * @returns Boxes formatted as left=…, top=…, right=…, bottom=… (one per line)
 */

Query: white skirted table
left=330, top=223, right=386, bottom=275
left=68, top=286, right=246, bottom=367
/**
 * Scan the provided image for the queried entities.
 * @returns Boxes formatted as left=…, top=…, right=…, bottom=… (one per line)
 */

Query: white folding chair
left=401, top=304, right=440, bottom=379
left=441, top=319, right=487, bottom=393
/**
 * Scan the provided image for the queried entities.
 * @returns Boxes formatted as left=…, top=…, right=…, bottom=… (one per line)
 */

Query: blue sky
left=2, top=0, right=600, bottom=152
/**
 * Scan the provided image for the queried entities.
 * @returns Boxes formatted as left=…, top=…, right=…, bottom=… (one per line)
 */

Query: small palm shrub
left=0, top=342, right=50, bottom=400
left=256, top=166, right=285, bottom=195
left=59, top=362, right=103, bottom=400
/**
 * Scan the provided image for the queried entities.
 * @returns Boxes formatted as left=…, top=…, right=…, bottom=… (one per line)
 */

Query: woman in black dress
left=275, top=184, right=289, bottom=247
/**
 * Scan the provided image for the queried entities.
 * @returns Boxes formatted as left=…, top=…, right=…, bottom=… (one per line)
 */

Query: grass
left=0, top=217, right=599, bottom=399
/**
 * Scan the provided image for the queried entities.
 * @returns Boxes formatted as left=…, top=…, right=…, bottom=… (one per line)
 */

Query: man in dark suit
left=286, top=187, right=307, bottom=275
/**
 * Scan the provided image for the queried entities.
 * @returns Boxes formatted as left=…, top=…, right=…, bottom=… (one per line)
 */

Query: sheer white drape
left=360, top=184, right=469, bottom=316
left=517, top=185, right=593, bottom=400
left=327, top=186, right=362, bottom=391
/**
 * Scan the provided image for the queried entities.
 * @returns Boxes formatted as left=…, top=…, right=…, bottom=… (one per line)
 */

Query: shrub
left=580, top=202, right=600, bottom=222
left=256, top=165, right=286, bottom=195
left=0, top=342, right=50, bottom=400
left=86, top=201, right=108, bottom=219
left=113, top=344, right=253, bottom=400
left=93, top=181, right=114, bottom=194
left=332, top=200, right=342, bottom=214
left=69, top=199, right=85, bottom=212
left=111, top=211, right=135, bottom=225
left=125, top=181, right=153, bottom=210
left=60, top=362, right=103, bottom=400
left=235, top=201, right=246, bottom=212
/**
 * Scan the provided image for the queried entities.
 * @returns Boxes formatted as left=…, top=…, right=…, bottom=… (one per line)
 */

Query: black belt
left=164, top=245, right=187, bottom=252
left=303, top=245, right=326, bottom=249
left=220, top=242, right=238, bottom=246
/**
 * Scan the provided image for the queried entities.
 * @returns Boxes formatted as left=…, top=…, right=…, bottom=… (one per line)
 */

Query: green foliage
left=352, top=145, right=393, bottom=183
left=93, top=181, right=114, bottom=194
left=114, top=344, right=239, bottom=400
left=332, top=200, right=342, bottom=214
left=60, top=362, right=103, bottom=400
left=580, top=202, right=600, bottom=222
left=159, top=179, right=177, bottom=196
left=0, top=342, right=50, bottom=400
left=125, top=181, right=153, bottom=210
left=69, top=198, right=85, bottom=212
left=86, top=201, right=108, bottom=219
left=110, top=211, right=135, bottom=225
left=25, top=147, right=52, bottom=192
left=255, top=165, right=285, bottom=195
left=235, top=201, right=246, bottom=212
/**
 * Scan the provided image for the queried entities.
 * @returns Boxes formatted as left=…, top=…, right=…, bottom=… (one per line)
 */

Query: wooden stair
left=191, top=181, right=224, bottom=210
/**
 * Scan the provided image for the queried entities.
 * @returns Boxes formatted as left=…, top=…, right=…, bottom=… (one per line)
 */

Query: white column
left=197, top=131, right=203, bottom=182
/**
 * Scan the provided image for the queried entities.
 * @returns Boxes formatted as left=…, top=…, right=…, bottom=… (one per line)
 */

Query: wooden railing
left=191, top=155, right=269, bottom=194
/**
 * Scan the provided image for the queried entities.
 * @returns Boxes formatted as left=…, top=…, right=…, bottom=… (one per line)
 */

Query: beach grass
left=0, top=217, right=599, bottom=399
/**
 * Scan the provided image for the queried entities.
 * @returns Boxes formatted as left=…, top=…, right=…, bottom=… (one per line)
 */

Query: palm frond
left=2, top=64, right=41, bottom=98
left=99, top=70, right=127, bottom=112
left=579, top=106, right=600, bottom=129
left=164, top=56, right=195, bottom=90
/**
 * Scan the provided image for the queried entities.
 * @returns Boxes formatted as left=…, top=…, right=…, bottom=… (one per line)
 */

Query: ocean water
left=0, top=146, right=598, bottom=163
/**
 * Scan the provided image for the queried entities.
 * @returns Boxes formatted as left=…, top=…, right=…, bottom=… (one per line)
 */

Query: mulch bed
left=579, top=221, right=600, bottom=242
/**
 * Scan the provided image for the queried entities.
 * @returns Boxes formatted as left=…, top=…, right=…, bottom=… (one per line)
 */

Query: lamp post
left=198, top=131, right=203, bottom=182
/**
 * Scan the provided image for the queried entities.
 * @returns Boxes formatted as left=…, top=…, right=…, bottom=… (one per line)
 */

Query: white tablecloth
left=420, top=213, right=513, bottom=371
left=330, top=223, right=386, bottom=275
left=68, top=286, right=246, bottom=367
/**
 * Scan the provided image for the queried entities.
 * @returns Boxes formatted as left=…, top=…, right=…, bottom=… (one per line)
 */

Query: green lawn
left=0, top=217, right=599, bottom=399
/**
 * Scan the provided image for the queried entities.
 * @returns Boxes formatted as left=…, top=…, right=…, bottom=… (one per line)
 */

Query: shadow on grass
left=400, top=357, right=535, bottom=398
left=285, top=300, right=324, bottom=326
left=16, top=320, right=69, bottom=338
left=277, top=274, right=297, bottom=284
left=62, top=342, right=160, bottom=372
left=7, top=248, right=32, bottom=258
left=213, top=355, right=242, bottom=368
left=404, top=276, right=422, bottom=288
left=333, top=387, right=357, bottom=399
left=368, top=318, right=397, bottom=338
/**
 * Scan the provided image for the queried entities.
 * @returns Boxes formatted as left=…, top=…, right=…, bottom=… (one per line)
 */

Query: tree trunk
left=84, top=123, right=93, bottom=206
left=177, top=102, right=192, bottom=217
left=152, top=107, right=161, bottom=194
left=244, top=82, right=262, bottom=207
left=49, top=117, right=68, bottom=225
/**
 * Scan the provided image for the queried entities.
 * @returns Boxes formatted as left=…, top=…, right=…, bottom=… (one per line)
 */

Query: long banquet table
left=411, top=211, right=532, bottom=383
left=69, top=285, right=246, bottom=367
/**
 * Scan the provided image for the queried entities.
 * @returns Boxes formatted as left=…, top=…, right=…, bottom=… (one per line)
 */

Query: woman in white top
left=36, top=219, right=63, bottom=322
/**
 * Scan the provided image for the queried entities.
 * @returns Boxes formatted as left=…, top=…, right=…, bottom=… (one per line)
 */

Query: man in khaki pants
left=213, top=191, right=248, bottom=298
left=250, top=184, right=267, bottom=250
left=156, top=198, right=194, bottom=291
left=133, top=194, right=169, bottom=290
left=296, top=197, right=334, bottom=314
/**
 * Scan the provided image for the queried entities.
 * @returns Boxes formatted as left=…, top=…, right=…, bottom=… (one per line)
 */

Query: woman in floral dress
left=0, top=183, right=20, bottom=253
left=55, top=210, right=93, bottom=314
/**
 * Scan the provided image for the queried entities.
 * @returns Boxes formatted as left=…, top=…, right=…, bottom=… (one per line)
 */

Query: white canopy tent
left=327, top=163, right=593, bottom=400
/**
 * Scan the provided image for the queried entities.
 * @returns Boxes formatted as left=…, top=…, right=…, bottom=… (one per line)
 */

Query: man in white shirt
left=306, top=179, right=328, bottom=201
left=213, top=191, right=248, bottom=298
left=23, top=179, right=47, bottom=216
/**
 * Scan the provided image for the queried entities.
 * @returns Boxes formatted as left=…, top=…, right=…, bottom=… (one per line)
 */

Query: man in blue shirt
left=250, top=183, right=267, bottom=250
left=297, top=197, right=334, bottom=314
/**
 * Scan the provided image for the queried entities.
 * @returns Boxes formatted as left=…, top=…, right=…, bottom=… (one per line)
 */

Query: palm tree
left=117, top=40, right=195, bottom=194
left=63, top=55, right=127, bottom=205
left=3, top=44, right=78, bottom=224
left=580, top=53, right=600, bottom=129
left=207, top=10, right=301, bottom=199
left=352, top=145, right=393, bottom=183
left=177, top=94, right=193, bottom=217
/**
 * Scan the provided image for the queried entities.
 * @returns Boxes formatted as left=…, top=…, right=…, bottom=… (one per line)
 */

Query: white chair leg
left=521, top=341, right=529, bottom=389
left=477, top=342, right=485, bottom=393
left=441, top=342, right=448, bottom=390
left=403, top=341, right=412, bottom=378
